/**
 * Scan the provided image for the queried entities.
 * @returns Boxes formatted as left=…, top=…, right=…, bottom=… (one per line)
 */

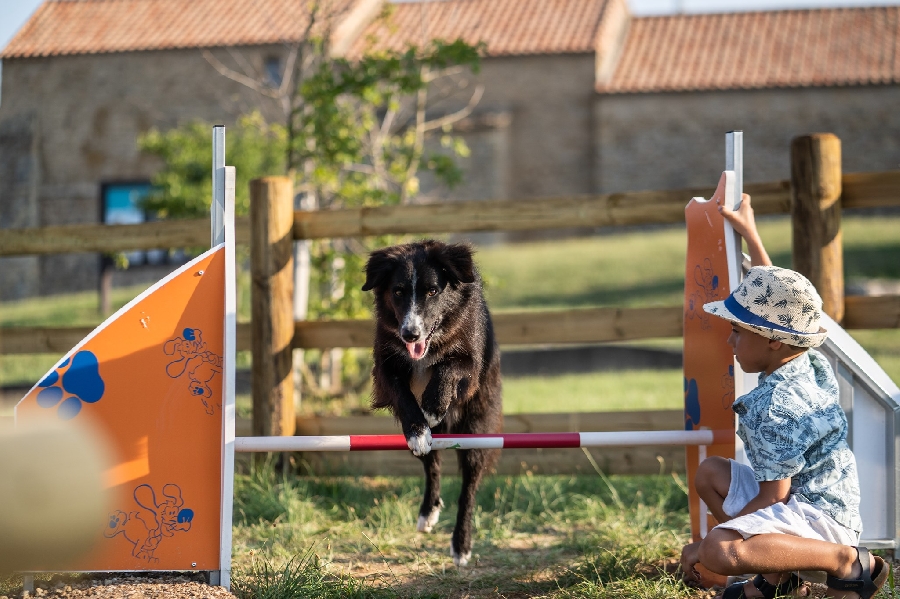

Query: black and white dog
left=362, top=240, right=502, bottom=566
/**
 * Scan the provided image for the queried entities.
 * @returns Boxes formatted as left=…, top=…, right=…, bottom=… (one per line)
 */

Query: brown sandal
left=825, top=547, right=890, bottom=599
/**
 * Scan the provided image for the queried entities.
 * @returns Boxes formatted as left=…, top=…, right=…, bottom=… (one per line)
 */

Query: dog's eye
left=426, top=287, right=438, bottom=297
left=393, top=288, right=404, bottom=297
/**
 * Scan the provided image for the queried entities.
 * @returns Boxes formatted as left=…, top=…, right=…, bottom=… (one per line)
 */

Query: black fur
left=362, top=239, right=502, bottom=566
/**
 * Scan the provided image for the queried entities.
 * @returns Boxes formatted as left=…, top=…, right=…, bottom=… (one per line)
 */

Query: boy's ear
left=362, top=249, right=397, bottom=291
left=768, top=338, right=806, bottom=357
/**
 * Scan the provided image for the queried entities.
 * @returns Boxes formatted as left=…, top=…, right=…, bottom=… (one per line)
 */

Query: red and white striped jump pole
left=234, top=429, right=733, bottom=452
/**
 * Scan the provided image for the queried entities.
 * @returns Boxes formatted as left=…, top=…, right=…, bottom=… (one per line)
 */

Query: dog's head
left=362, top=240, right=476, bottom=361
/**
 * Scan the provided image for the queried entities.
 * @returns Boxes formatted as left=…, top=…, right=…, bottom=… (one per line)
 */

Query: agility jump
left=14, top=128, right=898, bottom=590
left=234, top=429, right=733, bottom=452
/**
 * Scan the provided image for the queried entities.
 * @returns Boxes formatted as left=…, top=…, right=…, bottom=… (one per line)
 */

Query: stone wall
left=0, top=46, right=284, bottom=299
left=419, top=53, right=598, bottom=205
left=419, top=53, right=598, bottom=243
left=0, top=113, right=40, bottom=298
left=593, top=86, right=900, bottom=194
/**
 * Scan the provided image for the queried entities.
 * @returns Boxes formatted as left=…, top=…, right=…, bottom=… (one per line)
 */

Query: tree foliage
left=292, top=37, right=482, bottom=209
left=138, top=5, right=485, bottom=358
left=139, top=112, right=286, bottom=218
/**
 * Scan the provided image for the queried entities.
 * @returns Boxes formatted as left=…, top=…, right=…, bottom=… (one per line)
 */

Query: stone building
left=593, top=8, right=900, bottom=192
left=1, top=0, right=898, bottom=299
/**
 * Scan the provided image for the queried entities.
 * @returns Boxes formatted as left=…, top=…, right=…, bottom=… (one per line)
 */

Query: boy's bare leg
left=700, top=528, right=876, bottom=599
left=680, top=457, right=733, bottom=582
left=695, top=456, right=733, bottom=524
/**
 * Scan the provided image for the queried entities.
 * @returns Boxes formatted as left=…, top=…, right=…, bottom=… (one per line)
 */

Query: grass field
left=476, top=214, right=900, bottom=310
left=5, top=462, right=895, bottom=598
left=0, top=467, right=696, bottom=598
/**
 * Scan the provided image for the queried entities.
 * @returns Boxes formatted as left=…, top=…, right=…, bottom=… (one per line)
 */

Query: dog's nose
left=401, top=326, right=422, bottom=343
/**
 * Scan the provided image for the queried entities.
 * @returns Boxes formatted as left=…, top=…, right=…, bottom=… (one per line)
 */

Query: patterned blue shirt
left=732, top=349, right=862, bottom=533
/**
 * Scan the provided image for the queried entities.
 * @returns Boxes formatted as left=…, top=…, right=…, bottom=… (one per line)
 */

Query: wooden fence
left=3, top=134, right=900, bottom=473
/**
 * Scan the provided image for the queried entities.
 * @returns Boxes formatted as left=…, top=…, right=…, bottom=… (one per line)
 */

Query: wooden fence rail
left=3, top=295, right=897, bottom=356
left=1, top=171, right=897, bottom=257
left=0, top=217, right=250, bottom=257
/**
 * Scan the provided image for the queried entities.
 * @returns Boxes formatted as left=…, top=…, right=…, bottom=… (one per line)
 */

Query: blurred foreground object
left=0, top=421, right=112, bottom=572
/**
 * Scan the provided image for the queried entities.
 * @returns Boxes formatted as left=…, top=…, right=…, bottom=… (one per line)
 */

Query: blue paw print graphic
left=36, top=350, right=105, bottom=419
left=684, top=377, right=700, bottom=430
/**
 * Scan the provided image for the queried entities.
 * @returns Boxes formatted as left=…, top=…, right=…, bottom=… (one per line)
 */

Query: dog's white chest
left=409, top=366, right=433, bottom=404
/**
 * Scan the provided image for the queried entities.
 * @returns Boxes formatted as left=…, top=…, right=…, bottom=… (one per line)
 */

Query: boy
left=679, top=195, right=891, bottom=599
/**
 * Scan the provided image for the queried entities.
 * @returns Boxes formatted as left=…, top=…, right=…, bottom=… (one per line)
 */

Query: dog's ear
left=432, top=243, right=476, bottom=285
left=362, top=248, right=396, bottom=291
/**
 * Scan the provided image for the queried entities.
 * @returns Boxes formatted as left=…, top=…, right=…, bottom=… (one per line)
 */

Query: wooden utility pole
left=790, top=133, right=844, bottom=322
left=250, top=177, right=296, bottom=437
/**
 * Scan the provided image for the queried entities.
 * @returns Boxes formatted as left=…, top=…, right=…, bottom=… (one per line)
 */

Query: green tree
left=139, top=112, right=286, bottom=219
left=138, top=3, right=485, bottom=400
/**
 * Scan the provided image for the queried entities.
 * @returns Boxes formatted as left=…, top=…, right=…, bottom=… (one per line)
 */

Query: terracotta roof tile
left=7, top=0, right=898, bottom=94
left=3, top=0, right=614, bottom=59
left=1, top=0, right=358, bottom=58
left=348, top=0, right=613, bottom=58
left=599, top=7, right=900, bottom=93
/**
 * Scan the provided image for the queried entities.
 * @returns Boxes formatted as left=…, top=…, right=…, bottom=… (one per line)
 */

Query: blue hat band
left=723, top=294, right=808, bottom=336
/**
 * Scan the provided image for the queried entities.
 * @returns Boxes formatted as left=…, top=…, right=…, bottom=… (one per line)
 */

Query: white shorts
left=713, top=460, right=860, bottom=583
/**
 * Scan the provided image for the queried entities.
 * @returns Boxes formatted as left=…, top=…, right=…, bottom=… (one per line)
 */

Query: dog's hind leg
left=417, top=449, right=444, bottom=533
left=451, top=447, right=499, bottom=566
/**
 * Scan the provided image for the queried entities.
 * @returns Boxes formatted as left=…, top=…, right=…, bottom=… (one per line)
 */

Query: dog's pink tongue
left=406, top=341, right=427, bottom=360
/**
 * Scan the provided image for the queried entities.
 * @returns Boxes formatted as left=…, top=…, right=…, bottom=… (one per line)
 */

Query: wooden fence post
left=790, top=133, right=844, bottom=322
left=250, top=177, right=296, bottom=437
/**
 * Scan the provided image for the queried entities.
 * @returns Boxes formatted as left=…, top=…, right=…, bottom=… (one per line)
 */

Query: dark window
left=265, top=56, right=283, bottom=87
left=101, top=182, right=188, bottom=267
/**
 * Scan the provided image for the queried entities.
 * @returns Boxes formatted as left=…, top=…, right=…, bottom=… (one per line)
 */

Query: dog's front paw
left=406, top=426, right=432, bottom=456
left=451, top=546, right=472, bottom=567
left=423, top=410, right=444, bottom=428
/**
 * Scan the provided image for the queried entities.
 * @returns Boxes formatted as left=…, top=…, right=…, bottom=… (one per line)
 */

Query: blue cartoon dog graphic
left=104, top=483, right=194, bottom=563
left=164, top=328, right=223, bottom=415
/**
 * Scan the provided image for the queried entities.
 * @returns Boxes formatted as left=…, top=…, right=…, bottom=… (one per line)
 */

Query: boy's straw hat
left=703, top=266, right=828, bottom=348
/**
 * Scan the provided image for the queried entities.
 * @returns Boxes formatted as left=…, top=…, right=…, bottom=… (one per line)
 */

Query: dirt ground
left=4, top=556, right=897, bottom=599
left=1, top=573, right=237, bottom=599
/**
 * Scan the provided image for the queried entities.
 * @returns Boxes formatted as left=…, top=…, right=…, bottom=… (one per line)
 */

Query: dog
left=104, top=483, right=193, bottom=563
left=362, top=239, right=502, bottom=566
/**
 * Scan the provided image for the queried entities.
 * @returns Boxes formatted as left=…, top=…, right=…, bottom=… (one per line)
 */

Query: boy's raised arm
left=718, top=193, right=773, bottom=267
